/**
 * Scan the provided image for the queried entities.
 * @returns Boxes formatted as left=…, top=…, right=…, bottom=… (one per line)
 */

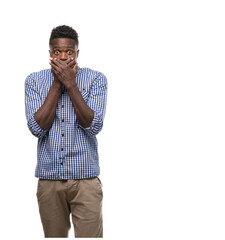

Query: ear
left=76, top=49, right=79, bottom=59
left=49, top=50, right=52, bottom=57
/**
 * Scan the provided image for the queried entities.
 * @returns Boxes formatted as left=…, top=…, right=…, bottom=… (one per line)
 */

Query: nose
left=60, top=52, right=67, bottom=61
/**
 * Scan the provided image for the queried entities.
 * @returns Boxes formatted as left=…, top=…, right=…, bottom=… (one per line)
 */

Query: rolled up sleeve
left=79, top=73, right=107, bottom=136
left=25, top=74, right=49, bottom=138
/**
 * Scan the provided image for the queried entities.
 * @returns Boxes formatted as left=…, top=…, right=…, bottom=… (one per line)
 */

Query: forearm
left=34, top=80, right=62, bottom=130
left=67, top=83, right=94, bottom=128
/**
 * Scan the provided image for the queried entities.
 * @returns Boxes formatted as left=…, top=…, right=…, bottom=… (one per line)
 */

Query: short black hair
left=49, top=25, right=79, bottom=47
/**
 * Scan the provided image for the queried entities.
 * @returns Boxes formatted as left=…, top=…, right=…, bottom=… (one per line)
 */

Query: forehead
left=50, top=38, right=76, bottom=49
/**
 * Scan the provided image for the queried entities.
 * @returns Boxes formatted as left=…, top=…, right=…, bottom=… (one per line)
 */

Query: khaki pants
left=36, top=177, right=103, bottom=238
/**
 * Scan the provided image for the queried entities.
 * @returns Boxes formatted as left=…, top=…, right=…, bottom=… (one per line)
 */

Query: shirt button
left=61, top=162, right=63, bottom=165
left=61, top=148, right=63, bottom=151
left=62, top=134, right=64, bottom=137
left=62, top=91, right=64, bottom=94
left=62, top=105, right=64, bottom=108
left=62, top=119, right=64, bottom=122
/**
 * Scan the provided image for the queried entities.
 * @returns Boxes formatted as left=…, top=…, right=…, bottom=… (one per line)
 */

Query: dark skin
left=34, top=38, right=94, bottom=130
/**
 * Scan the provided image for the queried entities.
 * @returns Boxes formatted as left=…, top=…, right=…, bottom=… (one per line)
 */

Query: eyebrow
left=52, top=46, right=75, bottom=49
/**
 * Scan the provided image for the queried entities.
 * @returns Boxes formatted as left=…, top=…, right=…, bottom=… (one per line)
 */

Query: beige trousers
left=36, top=177, right=103, bottom=238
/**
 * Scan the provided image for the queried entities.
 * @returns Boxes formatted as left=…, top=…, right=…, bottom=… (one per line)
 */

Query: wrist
left=67, top=81, right=78, bottom=93
left=52, top=79, right=62, bottom=92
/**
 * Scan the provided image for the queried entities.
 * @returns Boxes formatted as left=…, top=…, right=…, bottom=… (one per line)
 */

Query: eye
left=54, top=50, right=60, bottom=55
left=67, top=50, right=73, bottom=55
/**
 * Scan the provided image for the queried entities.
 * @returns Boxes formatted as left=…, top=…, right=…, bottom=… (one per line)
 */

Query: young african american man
left=25, top=25, right=107, bottom=238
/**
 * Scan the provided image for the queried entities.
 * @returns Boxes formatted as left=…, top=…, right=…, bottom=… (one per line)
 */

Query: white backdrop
left=0, top=0, right=225, bottom=239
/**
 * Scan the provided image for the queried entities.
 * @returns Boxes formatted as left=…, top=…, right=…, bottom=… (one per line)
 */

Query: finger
left=50, top=61, right=61, bottom=73
left=65, top=58, right=73, bottom=64
left=51, top=66, right=59, bottom=76
left=56, top=58, right=73, bottom=66
left=67, top=60, right=76, bottom=68
left=51, top=58, right=64, bottom=68
left=50, top=58, right=73, bottom=69
left=72, top=62, right=78, bottom=72
left=64, top=58, right=74, bottom=68
left=50, top=59, right=64, bottom=71
left=51, top=67, right=63, bottom=82
left=57, top=58, right=73, bottom=66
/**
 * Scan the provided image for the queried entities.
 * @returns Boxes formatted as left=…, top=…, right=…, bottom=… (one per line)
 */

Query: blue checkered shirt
left=25, top=66, right=107, bottom=180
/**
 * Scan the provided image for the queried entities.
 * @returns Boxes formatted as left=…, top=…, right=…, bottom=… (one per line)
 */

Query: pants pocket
left=36, top=179, right=44, bottom=198
left=96, top=177, right=103, bottom=187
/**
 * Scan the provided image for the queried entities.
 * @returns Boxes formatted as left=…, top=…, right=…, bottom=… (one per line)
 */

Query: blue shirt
left=25, top=66, right=107, bottom=180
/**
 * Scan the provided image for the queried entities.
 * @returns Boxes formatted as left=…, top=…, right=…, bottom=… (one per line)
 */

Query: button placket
left=60, top=91, right=66, bottom=166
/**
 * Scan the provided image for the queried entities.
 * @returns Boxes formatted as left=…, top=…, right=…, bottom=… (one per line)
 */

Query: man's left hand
left=50, top=58, right=78, bottom=90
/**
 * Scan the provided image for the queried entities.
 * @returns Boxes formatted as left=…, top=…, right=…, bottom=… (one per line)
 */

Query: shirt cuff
left=27, top=115, right=49, bottom=138
left=79, top=111, right=103, bottom=136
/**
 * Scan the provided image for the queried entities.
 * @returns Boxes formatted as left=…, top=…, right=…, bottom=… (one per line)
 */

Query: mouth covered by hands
left=49, top=57, right=78, bottom=90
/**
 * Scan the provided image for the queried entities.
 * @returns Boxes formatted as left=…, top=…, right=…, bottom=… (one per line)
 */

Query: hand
left=49, top=58, right=78, bottom=90
left=49, top=58, right=73, bottom=88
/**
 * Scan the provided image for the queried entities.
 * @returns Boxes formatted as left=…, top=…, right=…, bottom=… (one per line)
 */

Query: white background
left=0, top=0, right=225, bottom=239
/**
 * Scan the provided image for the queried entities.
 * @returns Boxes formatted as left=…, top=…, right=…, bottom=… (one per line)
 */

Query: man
left=25, top=25, right=107, bottom=238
